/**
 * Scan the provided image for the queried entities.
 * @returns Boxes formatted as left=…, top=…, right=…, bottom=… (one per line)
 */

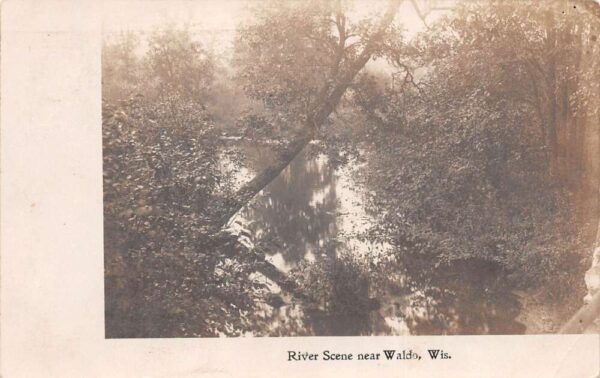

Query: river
left=224, top=142, right=527, bottom=336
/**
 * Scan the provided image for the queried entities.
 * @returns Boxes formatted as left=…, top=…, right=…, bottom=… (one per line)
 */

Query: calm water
left=229, top=145, right=526, bottom=336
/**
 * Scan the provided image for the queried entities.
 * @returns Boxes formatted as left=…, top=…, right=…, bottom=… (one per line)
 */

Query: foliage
left=102, top=31, right=142, bottom=102
left=102, top=0, right=600, bottom=337
left=103, top=26, right=216, bottom=104
left=290, top=253, right=377, bottom=336
left=146, top=27, right=215, bottom=102
left=102, top=28, right=274, bottom=337
left=103, top=94, right=275, bottom=337
left=234, top=0, right=402, bottom=125
left=353, top=0, right=593, bottom=307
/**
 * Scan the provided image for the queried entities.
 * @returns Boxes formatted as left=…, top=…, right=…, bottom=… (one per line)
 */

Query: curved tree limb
left=216, top=0, right=404, bottom=228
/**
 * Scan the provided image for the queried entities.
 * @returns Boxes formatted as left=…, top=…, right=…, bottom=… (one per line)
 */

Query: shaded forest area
left=103, top=0, right=600, bottom=337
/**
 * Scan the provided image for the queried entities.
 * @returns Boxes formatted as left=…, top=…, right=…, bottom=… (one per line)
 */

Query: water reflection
left=241, top=151, right=338, bottom=271
left=233, top=146, right=525, bottom=335
left=396, top=258, right=526, bottom=335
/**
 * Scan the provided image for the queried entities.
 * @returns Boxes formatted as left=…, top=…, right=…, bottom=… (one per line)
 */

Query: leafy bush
left=356, top=68, right=586, bottom=306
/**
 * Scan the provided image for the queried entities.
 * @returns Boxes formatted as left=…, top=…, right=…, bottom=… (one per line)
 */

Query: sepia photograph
left=101, top=0, right=600, bottom=338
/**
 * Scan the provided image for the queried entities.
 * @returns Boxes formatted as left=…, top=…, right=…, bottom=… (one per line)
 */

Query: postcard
left=1, top=0, right=599, bottom=376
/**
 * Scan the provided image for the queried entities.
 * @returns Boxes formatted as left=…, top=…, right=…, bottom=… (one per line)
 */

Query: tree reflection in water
left=241, top=149, right=338, bottom=270
left=395, top=257, right=526, bottom=335
left=237, top=147, right=526, bottom=335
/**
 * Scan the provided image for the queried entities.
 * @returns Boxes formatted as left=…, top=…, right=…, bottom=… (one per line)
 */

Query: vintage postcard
left=1, top=0, right=600, bottom=376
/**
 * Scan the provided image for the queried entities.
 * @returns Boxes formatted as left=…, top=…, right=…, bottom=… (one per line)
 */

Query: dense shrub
left=102, top=26, right=274, bottom=335
left=355, top=66, right=587, bottom=310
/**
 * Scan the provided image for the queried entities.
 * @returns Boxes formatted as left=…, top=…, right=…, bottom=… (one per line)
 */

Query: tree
left=350, top=0, right=597, bottom=322
left=223, top=0, right=404, bottom=227
left=103, top=28, right=274, bottom=337
left=146, top=26, right=215, bottom=103
left=411, top=0, right=599, bottom=181
left=102, top=31, right=142, bottom=102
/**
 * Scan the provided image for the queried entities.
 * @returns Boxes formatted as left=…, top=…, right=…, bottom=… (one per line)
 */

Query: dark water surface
left=230, top=146, right=526, bottom=335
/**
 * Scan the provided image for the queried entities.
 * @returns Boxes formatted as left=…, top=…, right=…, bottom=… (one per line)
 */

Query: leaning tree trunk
left=216, top=0, right=403, bottom=228
left=216, top=135, right=313, bottom=227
